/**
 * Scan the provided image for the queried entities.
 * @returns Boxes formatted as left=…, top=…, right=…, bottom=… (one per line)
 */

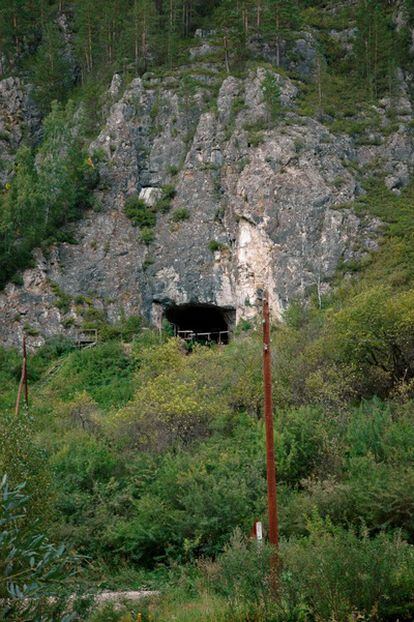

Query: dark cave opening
left=165, top=304, right=235, bottom=344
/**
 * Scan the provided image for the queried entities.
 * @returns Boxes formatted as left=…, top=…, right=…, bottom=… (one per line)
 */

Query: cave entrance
left=165, top=304, right=235, bottom=344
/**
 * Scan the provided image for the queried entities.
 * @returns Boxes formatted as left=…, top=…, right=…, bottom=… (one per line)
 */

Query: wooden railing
left=75, top=328, right=98, bottom=349
left=176, top=329, right=229, bottom=344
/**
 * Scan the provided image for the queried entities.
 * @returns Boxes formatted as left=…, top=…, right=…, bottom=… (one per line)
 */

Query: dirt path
left=94, top=590, right=159, bottom=604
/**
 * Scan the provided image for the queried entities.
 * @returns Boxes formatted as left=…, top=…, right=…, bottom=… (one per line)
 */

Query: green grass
left=348, top=180, right=414, bottom=288
left=45, top=341, right=135, bottom=409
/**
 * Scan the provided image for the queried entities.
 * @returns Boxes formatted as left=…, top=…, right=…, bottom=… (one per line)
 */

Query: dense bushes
left=49, top=419, right=265, bottom=565
left=1, top=321, right=414, bottom=620
left=326, top=286, right=414, bottom=396
left=112, top=339, right=233, bottom=450
left=202, top=526, right=414, bottom=622
left=45, top=375, right=414, bottom=568
left=0, top=476, right=81, bottom=622
left=0, top=412, right=52, bottom=529
left=283, top=526, right=414, bottom=622
left=46, top=341, right=135, bottom=409
left=106, top=527, right=414, bottom=621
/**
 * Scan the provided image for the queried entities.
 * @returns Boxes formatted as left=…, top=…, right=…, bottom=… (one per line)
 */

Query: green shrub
left=171, top=208, right=190, bottom=222
left=140, top=227, right=156, bottom=244
left=208, top=240, right=227, bottom=252
left=162, top=184, right=176, bottom=200
left=124, top=195, right=156, bottom=228
left=0, top=412, right=52, bottom=528
left=262, top=71, right=282, bottom=122
left=327, top=286, right=414, bottom=396
left=202, top=529, right=274, bottom=605
left=112, top=338, right=231, bottom=451
left=99, top=315, right=142, bottom=342
left=156, top=198, right=172, bottom=214
left=155, top=184, right=177, bottom=213
left=52, top=434, right=122, bottom=495
left=50, top=282, right=72, bottom=313
left=50, top=434, right=132, bottom=561
left=10, top=273, right=23, bottom=286
left=22, top=322, right=40, bottom=336
left=0, top=476, right=80, bottom=621
left=247, top=129, right=265, bottom=147
left=282, top=522, right=414, bottom=622
left=168, top=165, right=179, bottom=176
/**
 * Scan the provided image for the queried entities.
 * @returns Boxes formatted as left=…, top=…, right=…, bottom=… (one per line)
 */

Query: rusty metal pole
left=262, top=290, right=279, bottom=554
left=22, top=335, right=28, bottom=410
left=15, top=335, right=28, bottom=416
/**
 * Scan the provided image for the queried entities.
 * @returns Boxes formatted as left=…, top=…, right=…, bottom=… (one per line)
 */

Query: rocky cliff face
left=0, top=77, right=40, bottom=187
left=1, top=34, right=413, bottom=348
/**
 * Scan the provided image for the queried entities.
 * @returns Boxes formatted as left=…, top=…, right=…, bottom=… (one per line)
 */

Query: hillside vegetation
left=2, top=188, right=414, bottom=618
left=1, top=1, right=414, bottom=621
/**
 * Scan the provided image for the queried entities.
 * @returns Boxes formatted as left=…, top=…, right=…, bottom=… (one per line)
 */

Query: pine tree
left=100, top=0, right=129, bottom=67
left=213, top=0, right=249, bottom=72
left=124, top=0, right=157, bottom=72
left=164, top=0, right=182, bottom=68
left=6, top=146, right=40, bottom=243
left=355, top=0, right=395, bottom=98
left=32, top=22, right=72, bottom=112
left=74, top=0, right=102, bottom=80
left=0, top=145, right=42, bottom=284
left=262, top=0, right=301, bottom=66
left=0, top=0, right=36, bottom=69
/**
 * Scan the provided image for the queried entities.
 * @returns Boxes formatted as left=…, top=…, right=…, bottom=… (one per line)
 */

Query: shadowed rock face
left=4, top=43, right=412, bottom=348
left=165, top=303, right=235, bottom=344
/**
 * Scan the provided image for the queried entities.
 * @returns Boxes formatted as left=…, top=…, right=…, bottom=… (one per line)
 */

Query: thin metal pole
left=262, top=290, right=279, bottom=549
left=23, top=335, right=28, bottom=409
left=15, top=365, right=24, bottom=416
left=15, top=335, right=28, bottom=416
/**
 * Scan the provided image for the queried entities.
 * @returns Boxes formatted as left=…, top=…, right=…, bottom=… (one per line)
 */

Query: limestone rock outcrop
left=1, top=42, right=410, bottom=348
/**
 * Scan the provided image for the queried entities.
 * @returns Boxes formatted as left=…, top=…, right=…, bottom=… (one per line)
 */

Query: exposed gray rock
left=356, top=123, right=414, bottom=190
left=109, top=73, right=123, bottom=99
left=329, top=27, right=357, bottom=56
left=195, top=29, right=216, bottom=39
left=139, top=187, right=162, bottom=206
left=189, top=41, right=221, bottom=60
left=248, top=31, right=317, bottom=81
left=0, top=77, right=41, bottom=187
left=0, top=62, right=383, bottom=349
left=8, top=21, right=414, bottom=349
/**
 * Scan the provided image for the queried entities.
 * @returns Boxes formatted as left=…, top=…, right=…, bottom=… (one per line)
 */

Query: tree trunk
left=224, top=34, right=230, bottom=74
left=88, top=21, right=93, bottom=72
left=316, top=53, right=322, bottom=113
left=275, top=12, right=280, bottom=67
left=12, top=13, right=19, bottom=55
left=256, top=0, right=262, bottom=28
